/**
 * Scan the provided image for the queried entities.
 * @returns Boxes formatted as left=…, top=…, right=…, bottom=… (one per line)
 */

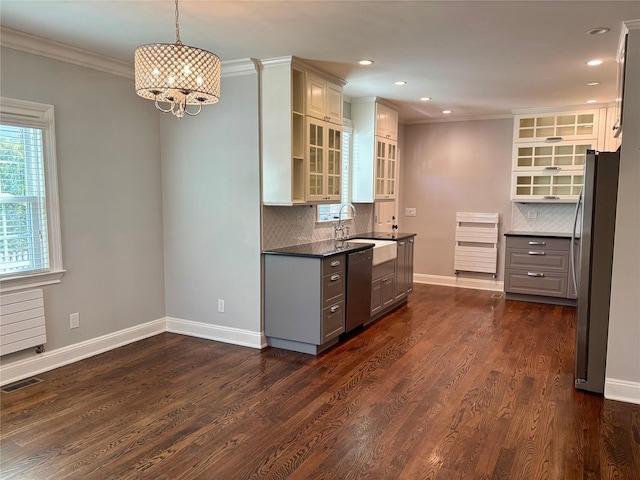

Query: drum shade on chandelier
left=134, top=0, right=220, bottom=118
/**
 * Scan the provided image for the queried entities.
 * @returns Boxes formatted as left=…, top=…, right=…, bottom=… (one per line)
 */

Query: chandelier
left=134, top=0, right=221, bottom=118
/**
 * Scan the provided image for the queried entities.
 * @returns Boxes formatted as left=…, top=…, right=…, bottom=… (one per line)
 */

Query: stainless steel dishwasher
left=345, top=248, right=373, bottom=332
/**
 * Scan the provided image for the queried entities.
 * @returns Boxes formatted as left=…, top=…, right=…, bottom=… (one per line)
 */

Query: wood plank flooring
left=2, top=284, right=639, bottom=479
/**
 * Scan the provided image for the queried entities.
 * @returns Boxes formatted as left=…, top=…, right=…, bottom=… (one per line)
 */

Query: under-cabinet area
left=263, top=233, right=416, bottom=355
left=504, top=232, right=579, bottom=306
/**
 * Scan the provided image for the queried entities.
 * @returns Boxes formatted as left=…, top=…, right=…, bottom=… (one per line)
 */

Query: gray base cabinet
left=370, top=235, right=415, bottom=321
left=504, top=235, right=578, bottom=305
left=265, top=254, right=346, bottom=354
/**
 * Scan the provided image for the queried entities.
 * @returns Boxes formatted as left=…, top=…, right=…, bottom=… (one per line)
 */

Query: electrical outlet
left=70, top=313, right=79, bottom=329
left=405, top=207, right=417, bottom=217
left=217, top=299, right=225, bottom=313
left=528, top=210, right=538, bottom=219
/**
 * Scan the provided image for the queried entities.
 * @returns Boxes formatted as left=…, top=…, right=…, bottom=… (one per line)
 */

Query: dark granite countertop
left=504, top=230, right=574, bottom=239
left=262, top=239, right=375, bottom=258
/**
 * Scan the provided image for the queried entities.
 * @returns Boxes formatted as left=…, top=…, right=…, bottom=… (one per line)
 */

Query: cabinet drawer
left=322, top=301, right=345, bottom=342
left=505, top=270, right=568, bottom=298
left=322, top=271, right=345, bottom=306
left=505, top=236, right=570, bottom=251
left=323, top=254, right=345, bottom=274
left=506, top=248, right=569, bottom=272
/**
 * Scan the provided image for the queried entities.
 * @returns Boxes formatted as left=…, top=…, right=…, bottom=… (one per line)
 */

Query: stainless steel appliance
left=573, top=150, right=620, bottom=393
left=345, top=248, right=373, bottom=332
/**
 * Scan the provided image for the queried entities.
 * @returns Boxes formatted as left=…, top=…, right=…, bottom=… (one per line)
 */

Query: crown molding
left=1, top=27, right=134, bottom=78
left=1, top=27, right=259, bottom=79
left=404, top=113, right=513, bottom=125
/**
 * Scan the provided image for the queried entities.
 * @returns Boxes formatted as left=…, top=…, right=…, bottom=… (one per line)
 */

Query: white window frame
left=0, top=97, right=64, bottom=292
left=317, top=120, right=353, bottom=223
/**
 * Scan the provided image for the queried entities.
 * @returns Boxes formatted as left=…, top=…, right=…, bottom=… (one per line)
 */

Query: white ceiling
left=1, top=1, right=638, bottom=123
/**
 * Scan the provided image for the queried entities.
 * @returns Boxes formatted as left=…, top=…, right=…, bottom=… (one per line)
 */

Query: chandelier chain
left=174, top=0, right=182, bottom=45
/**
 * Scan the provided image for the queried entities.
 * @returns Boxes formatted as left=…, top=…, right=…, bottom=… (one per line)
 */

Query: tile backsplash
left=511, top=203, right=578, bottom=233
left=263, top=204, right=374, bottom=250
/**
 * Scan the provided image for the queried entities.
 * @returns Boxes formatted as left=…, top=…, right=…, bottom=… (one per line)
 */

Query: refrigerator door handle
left=570, top=189, right=583, bottom=294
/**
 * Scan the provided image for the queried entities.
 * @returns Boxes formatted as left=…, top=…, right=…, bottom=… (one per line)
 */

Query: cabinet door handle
left=545, top=136, right=563, bottom=142
left=330, top=274, right=341, bottom=281
left=398, top=241, right=405, bottom=246
left=544, top=166, right=561, bottom=170
left=543, top=195, right=559, bottom=200
left=528, top=241, right=546, bottom=246
left=409, top=239, right=414, bottom=243
left=330, top=305, right=340, bottom=313
left=330, top=260, right=341, bottom=267
left=527, top=272, right=545, bottom=277
left=528, top=251, right=546, bottom=255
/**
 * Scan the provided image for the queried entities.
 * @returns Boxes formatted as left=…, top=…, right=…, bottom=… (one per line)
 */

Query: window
left=0, top=97, right=63, bottom=291
left=317, top=122, right=353, bottom=222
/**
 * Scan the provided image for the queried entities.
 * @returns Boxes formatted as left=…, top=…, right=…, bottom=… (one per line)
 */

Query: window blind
left=0, top=125, right=49, bottom=275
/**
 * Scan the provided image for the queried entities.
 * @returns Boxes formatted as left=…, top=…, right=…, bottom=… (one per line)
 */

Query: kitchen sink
left=346, top=239, right=397, bottom=266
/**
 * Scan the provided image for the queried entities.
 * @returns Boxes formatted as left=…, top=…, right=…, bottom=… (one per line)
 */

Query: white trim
left=0, top=269, right=65, bottom=293
left=0, top=27, right=134, bottom=78
left=166, top=317, right=267, bottom=350
left=604, top=378, right=640, bottom=405
left=1, top=27, right=260, bottom=80
left=510, top=104, right=604, bottom=115
left=0, top=318, right=166, bottom=386
left=404, top=113, right=513, bottom=125
left=414, top=273, right=504, bottom=292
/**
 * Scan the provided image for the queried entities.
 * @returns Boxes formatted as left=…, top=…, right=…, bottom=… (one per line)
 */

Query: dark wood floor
left=2, top=284, right=639, bottom=479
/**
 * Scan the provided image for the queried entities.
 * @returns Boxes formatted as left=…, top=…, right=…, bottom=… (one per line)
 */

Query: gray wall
left=400, top=119, right=513, bottom=280
left=607, top=27, right=640, bottom=390
left=0, top=47, right=166, bottom=361
left=161, top=70, right=262, bottom=334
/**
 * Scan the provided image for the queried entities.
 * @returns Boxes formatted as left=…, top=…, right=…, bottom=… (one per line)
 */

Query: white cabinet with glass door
left=352, top=98, right=399, bottom=203
left=375, top=138, right=397, bottom=200
left=510, top=108, right=603, bottom=203
left=306, top=118, right=342, bottom=202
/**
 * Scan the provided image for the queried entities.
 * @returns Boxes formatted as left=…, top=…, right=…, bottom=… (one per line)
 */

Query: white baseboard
left=166, top=317, right=267, bottom=350
left=0, top=318, right=166, bottom=386
left=1, top=317, right=267, bottom=386
left=414, top=273, right=504, bottom=292
left=605, top=378, right=640, bottom=405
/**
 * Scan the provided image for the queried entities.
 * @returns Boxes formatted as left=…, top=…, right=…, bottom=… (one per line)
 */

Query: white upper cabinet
left=514, top=110, right=600, bottom=142
left=306, top=72, right=343, bottom=125
left=352, top=98, right=400, bottom=202
left=375, top=103, right=399, bottom=140
left=261, top=57, right=345, bottom=206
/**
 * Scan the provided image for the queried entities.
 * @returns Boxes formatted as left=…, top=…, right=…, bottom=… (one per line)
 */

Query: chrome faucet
left=334, top=203, right=357, bottom=241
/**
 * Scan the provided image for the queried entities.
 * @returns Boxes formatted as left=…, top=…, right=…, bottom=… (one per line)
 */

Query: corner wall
left=160, top=64, right=263, bottom=347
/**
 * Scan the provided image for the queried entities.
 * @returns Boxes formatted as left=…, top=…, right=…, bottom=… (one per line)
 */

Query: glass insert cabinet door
left=375, top=139, right=386, bottom=196
left=515, top=142, right=593, bottom=169
left=307, top=121, right=324, bottom=198
left=326, top=127, right=341, bottom=198
left=516, top=112, right=597, bottom=140
left=386, top=142, right=397, bottom=196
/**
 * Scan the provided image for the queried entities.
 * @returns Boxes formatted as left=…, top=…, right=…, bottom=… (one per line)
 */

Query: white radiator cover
left=454, top=212, right=499, bottom=275
left=1, top=289, right=46, bottom=356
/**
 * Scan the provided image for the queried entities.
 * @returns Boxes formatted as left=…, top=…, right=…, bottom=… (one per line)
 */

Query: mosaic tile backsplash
left=263, top=204, right=374, bottom=250
left=511, top=203, right=579, bottom=233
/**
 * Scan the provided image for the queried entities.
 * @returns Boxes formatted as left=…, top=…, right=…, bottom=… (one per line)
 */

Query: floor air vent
left=1, top=378, right=43, bottom=393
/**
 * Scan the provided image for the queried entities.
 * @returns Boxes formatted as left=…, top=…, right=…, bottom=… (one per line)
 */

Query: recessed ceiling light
left=587, top=59, right=603, bottom=66
left=420, top=97, right=431, bottom=101
left=586, top=99, right=597, bottom=104
left=442, top=110, right=452, bottom=114
left=394, top=81, right=407, bottom=86
left=587, top=27, right=610, bottom=35
left=587, top=81, right=601, bottom=86
left=358, top=60, right=374, bottom=66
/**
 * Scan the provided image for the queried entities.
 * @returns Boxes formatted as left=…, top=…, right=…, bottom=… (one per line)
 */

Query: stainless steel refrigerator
left=573, top=150, right=620, bottom=394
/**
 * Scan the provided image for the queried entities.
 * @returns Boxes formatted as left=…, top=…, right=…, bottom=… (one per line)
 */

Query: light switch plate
left=405, top=207, right=417, bottom=217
